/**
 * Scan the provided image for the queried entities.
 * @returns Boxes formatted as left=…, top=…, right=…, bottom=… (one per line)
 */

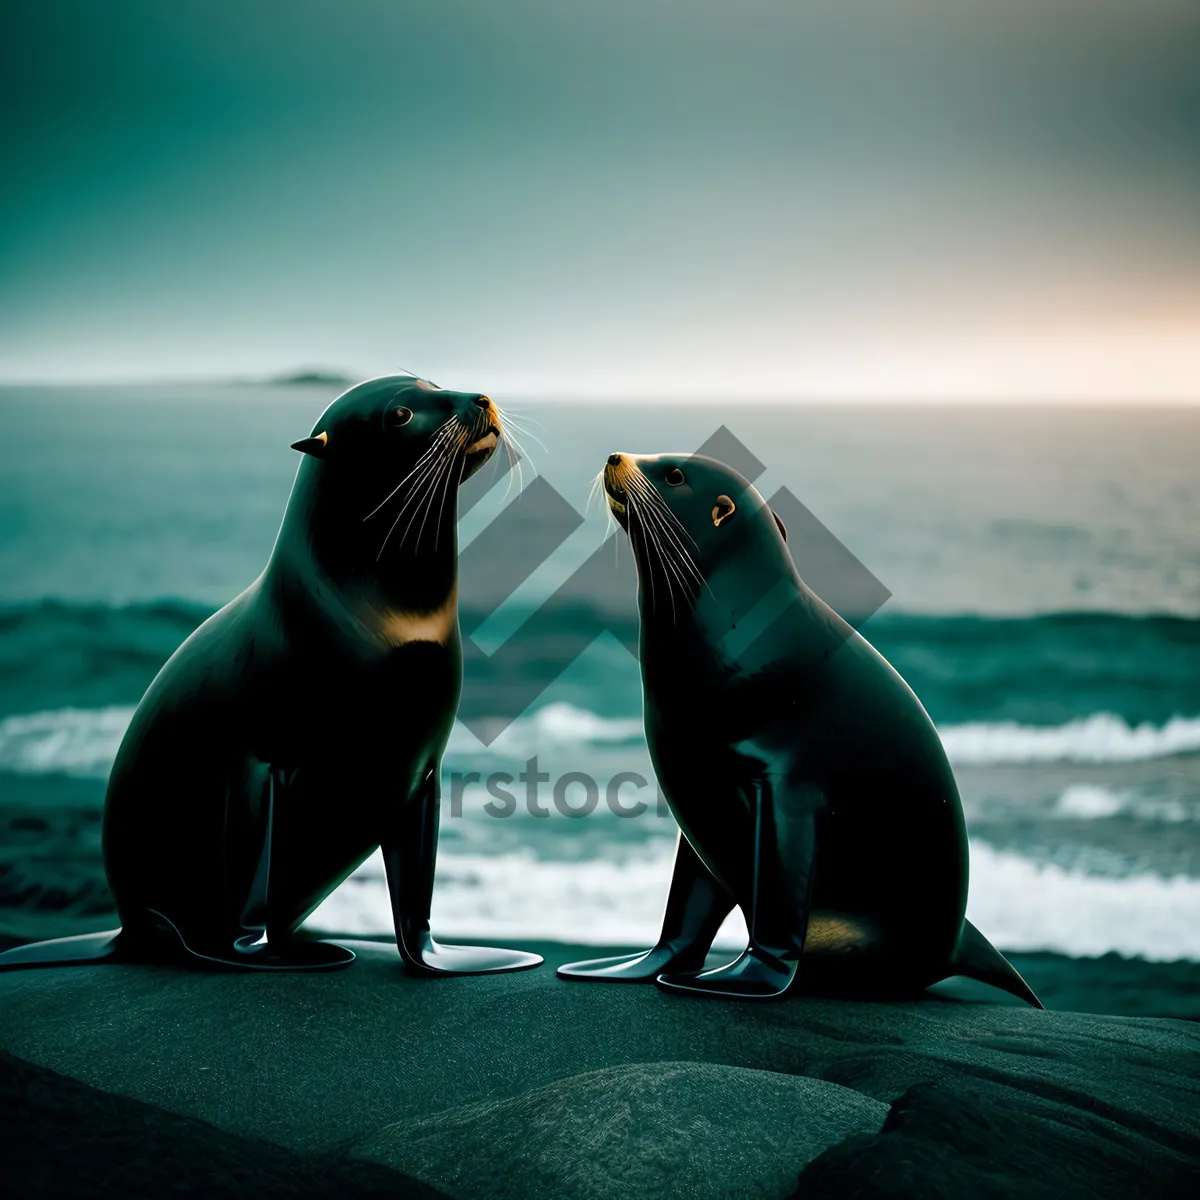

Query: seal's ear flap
left=291, top=431, right=328, bottom=457
left=772, top=510, right=787, bottom=542
left=712, top=494, right=736, bottom=527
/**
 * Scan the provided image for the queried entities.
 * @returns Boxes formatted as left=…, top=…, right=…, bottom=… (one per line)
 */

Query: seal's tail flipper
left=948, top=919, right=1044, bottom=1008
left=0, top=930, right=123, bottom=972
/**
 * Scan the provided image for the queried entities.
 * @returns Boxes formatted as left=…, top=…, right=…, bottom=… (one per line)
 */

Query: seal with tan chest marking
left=559, top=452, right=1041, bottom=1005
left=0, top=375, right=541, bottom=975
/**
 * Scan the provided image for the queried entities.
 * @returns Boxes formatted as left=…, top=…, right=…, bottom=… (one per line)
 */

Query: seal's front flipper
left=0, top=930, right=123, bottom=972
left=657, top=944, right=798, bottom=999
left=393, top=939, right=542, bottom=975
left=657, top=778, right=819, bottom=1000
left=559, top=832, right=734, bottom=982
left=384, top=768, right=542, bottom=976
left=947, top=918, right=1044, bottom=1009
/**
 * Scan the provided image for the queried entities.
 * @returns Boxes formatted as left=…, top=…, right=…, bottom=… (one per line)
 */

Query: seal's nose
left=474, top=395, right=492, bottom=409
left=607, top=453, right=622, bottom=467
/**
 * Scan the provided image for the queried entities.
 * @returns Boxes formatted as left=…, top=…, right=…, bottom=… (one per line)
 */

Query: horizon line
left=1, top=374, right=1198, bottom=406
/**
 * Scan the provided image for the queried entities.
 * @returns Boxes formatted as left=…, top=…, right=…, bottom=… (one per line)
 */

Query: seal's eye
left=665, top=467, right=685, bottom=487
left=389, top=406, right=414, bottom=428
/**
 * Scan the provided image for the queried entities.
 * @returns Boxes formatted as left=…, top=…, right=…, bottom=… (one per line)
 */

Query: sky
left=2, top=1, right=1198, bottom=399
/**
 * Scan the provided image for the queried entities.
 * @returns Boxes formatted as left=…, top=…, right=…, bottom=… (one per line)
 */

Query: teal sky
left=3, top=1, right=1198, bottom=399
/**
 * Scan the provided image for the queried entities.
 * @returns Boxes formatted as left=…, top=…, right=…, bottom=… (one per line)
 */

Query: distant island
left=267, top=368, right=358, bottom=387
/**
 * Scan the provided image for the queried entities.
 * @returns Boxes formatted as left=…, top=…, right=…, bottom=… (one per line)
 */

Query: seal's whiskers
left=376, top=435, right=456, bottom=558
left=376, top=420, right=465, bottom=559
left=586, top=469, right=610, bottom=520
left=635, top=506, right=679, bottom=620
left=627, top=474, right=704, bottom=580
left=631, top=498, right=692, bottom=621
left=627, top=473, right=712, bottom=606
left=627, top=507, right=658, bottom=614
left=627, top=474, right=704, bottom=596
left=625, top=480, right=689, bottom=620
left=494, top=408, right=547, bottom=453
left=364, top=417, right=458, bottom=522
left=396, top=424, right=469, bottom=556
left=425, top=426, right=472, bottom=551
left=488, top=401, right=531, bottom=499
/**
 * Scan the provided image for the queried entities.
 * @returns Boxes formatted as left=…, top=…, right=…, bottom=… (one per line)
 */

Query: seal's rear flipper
left=189, top=936, right=357, bottom=972
left=144, top=761, right=355, bottom=973
left=0, top=930, right=123, bottom=972
left=559, top=833, right=734, bottom=982
left=142, top=909, right=357, bottom=973
left=948, top=919, right=1044, bottom=1008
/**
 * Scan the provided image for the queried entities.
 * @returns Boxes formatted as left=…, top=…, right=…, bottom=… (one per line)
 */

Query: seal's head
left=285, top=374, right=505, bottom=568
left=292, top=374, right=501, bottom=482
left=603, top=452, right=790, bottom=618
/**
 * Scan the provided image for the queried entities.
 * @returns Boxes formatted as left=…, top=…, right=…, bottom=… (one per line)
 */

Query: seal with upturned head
left=558, top=451, right=1041, bottom=1004
left=1, top=375, right=541, bottom=975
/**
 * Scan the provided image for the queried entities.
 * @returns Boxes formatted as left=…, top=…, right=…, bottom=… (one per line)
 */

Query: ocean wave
left=0, top=598, right=212, bottom=721
left=0, top=706, right=135, bottom=778
left=939, top=713, right=1200, bottom=765
left=0, top=598, right=212, bottom=652
left=0, top=702, right=649, bottom=779
left=446, top=702, right=644, bottom=757
left=4, top=702, right=1200, bottom=779
left=2, top=600, right=1200, bottom=729
left=866, top=611, right=1200, bottom=729
left=456, top=706, right=1200, bottom=765
left=1052, top=783, right=1192, bottom=824
left=963, top=842, right=1200, bottom=960
left=305, top=839, right=1200, bottom=962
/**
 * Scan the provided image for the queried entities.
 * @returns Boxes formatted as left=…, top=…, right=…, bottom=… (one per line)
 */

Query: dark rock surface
left=0, top=1050, right=445, bottom=1198
left=793, top=1080, right=1200, bottom=1200
left=352, top=1060, right=885, bottom=1199
left=1, top=940, right=1197, bottom=1198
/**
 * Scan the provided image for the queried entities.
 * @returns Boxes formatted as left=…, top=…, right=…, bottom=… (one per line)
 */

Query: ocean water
left=1, top=385, right=1198, bottom=963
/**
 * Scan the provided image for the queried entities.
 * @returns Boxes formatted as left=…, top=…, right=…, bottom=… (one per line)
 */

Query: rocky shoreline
left=1, top=939, right=1197, bottom=1198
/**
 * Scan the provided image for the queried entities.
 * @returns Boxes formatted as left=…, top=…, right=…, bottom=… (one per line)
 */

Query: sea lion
left=558, top=452, right=1041, bottom=1005
left=0, top=375, right=541, bottom=976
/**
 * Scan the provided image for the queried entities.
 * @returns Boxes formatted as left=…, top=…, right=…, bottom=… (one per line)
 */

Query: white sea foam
left=0, top=701, right=647, bottom=779
left=963, top=841, right=1200, bottom=960
left=938, top=712, right=1200, bottom=765
left=446, top=702, right=645, bottom=756
left=3, top=705, right=1196, bottom=960
left=0, top=706, right=135, bottom=778
left=3, top=703, right=1200, bottom=778
left=306, top=839, right=1200, bottom=962
left=1053, top=783, right=1191, bottom=824
left=306, top=845, right=698, bottom=948
left=467, top=705, right=1200, bottom=765
left=1054, top=783, right=1126, bottom=819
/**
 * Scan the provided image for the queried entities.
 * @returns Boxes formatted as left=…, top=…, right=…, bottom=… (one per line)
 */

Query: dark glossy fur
left=560, top=453, right=1040, bottom=1005
left=1, top=376, right=540, bottom=977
